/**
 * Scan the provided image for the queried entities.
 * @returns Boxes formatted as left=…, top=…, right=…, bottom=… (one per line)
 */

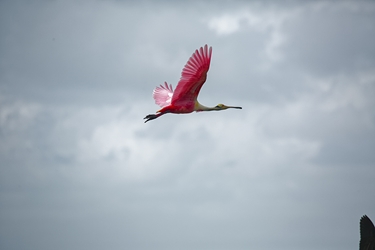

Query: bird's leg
left=144, top=109, right=170, bottom=123
left=144, top=113, right=162, bottom=123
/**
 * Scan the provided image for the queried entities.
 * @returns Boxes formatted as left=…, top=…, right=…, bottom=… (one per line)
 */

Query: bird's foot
left=144, top=114, right=159, bottom=123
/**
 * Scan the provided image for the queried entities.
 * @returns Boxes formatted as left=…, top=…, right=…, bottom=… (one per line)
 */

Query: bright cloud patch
left=207, top=9, right=290, bottom=65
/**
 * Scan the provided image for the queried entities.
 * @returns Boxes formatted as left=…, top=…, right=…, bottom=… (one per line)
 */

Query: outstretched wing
left=153, top=82, right=174, bottom=107
left=171, top=45, right=212, bottom=104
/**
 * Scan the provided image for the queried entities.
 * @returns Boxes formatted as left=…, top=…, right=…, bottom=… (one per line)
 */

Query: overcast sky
left=1, top=0, right=375, bottom=249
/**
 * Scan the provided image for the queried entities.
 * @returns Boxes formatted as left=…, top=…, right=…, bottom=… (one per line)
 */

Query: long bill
left=225, top=105, right=242, bottom=109
left=195, top=102, right=242, bottom=111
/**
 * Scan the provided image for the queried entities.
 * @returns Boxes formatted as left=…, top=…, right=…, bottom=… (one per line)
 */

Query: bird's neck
left=195, top=101, right=217, bottom=112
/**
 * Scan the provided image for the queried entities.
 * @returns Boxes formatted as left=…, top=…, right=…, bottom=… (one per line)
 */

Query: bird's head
left=214, top=104, right=242, bottom=110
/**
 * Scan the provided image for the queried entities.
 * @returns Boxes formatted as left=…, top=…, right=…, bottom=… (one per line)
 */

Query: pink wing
left=153, top=82, right=174, bottom=107
left=171, top=45, right=212, bottom=104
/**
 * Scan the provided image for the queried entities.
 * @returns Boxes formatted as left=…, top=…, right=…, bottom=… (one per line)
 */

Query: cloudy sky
left=1, top=0, right=375, bottom=249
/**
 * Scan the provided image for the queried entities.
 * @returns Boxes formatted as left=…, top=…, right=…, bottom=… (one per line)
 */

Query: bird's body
left=144, top=45, right=241, bottom=123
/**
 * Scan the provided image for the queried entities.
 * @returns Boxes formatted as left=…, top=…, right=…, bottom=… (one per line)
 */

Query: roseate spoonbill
left=144, top=45, right=242, bottom=123
left=360, top=215, right=375, bottom=250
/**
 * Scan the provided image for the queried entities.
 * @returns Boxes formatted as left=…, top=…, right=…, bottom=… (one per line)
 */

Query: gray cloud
left=1, top=1, right=375, bottom=250
left=281, top=2, right=375, bottom=77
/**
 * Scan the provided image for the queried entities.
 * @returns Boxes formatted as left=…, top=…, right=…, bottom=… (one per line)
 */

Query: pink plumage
left=153, top=82, right=173, bottom=107
left=144, top=45, right=241, bottom=123
left=172, top=45, right=212, bottom=103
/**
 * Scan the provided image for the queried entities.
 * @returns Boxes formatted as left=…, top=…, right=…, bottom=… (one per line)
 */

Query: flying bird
left=360, top=215, right=375, bottom=250
left=144, top=45, right=242, bottom=123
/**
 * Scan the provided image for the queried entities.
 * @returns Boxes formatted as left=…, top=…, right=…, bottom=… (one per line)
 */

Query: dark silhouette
left=360, top=215, right=375, bottom=250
